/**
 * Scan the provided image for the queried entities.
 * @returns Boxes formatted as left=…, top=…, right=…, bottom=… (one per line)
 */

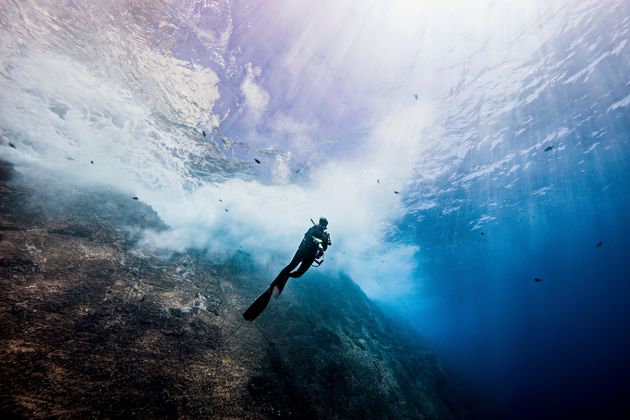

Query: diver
left=243, top=217, right=331, bottom=321
left=271, top=217, right=331, bottom=295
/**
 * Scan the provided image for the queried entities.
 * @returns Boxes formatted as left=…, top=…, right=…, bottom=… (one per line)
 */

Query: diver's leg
left=288, top=254, right=317, bottom=278
left=270, top=249, right=305, bottom=296
left=277, top=250, right=303, bottom=279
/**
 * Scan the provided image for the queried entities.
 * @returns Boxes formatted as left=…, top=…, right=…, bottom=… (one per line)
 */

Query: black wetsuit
left=242, top=224, right=332, bottom=321
left=272, top=225, right=331, bottom=291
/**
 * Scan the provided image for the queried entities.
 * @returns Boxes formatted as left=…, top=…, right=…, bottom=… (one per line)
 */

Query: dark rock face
left=0, top=161, right=469, bottom=419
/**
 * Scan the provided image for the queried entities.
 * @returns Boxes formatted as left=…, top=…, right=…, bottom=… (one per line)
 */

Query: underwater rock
left=50, top=225, right=93, bottom=238
left=0, top=160, right=469, bottom=419
left=0, top=257, right=39, bottom=275
left=0, top=161, right=12, bottom=182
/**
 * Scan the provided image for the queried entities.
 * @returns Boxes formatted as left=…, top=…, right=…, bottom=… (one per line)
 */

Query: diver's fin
left=243, top=287, right=273, bottom=321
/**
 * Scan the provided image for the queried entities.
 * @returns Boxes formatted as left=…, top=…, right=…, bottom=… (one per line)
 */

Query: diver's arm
left=321, top=232, right=331, bottom=252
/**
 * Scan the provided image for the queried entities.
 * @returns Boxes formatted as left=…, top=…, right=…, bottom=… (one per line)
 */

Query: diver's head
left=318, top=217, right=328, bottom=229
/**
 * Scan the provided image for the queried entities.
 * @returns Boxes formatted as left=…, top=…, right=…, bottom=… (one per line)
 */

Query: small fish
left=413, top=94, right=418, bottom=100
left=9, top=143, right=16, bottom=149
left=377, top=179, right=380, bottom=184
left=225, top=208, right=229, bottom=213
left=219, top=199, right=223, bottom=202
left=202, top=130, right=206, bottom=138
left=66, top=157, right=74, bottom=161
left=595, top=241, right=603, bottom=248
left=132, top=196, right=138, bottom=200
left=295, top=169, right=300, bottom=174
left=90, top=160, right=94, bottom=164
left=544, top=146, right=554, bottom=152
left=254, top=158, right=261, bottom=164
left=394, top=191, right=400, bottom=194
left=534, top=277, right=542, bottom=282
left=480, top=232, right=485, bottom=236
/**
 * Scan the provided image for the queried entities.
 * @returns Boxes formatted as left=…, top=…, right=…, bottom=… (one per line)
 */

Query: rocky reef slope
left=0, top=161, right=468, bottom=419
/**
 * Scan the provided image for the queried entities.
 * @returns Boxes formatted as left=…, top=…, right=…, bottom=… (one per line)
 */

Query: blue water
left=387, top=7, right=630, bottom=413
left=2, top=0, right=629, bottom=417
left=390, top=191, right=630, bottom=417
